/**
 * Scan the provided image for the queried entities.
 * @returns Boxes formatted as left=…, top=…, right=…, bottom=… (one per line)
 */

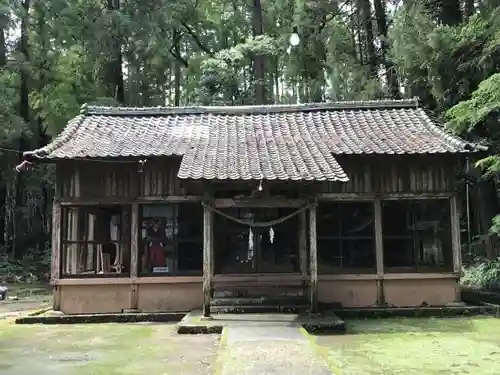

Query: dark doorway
left=214, top=207, right=300, bottom=274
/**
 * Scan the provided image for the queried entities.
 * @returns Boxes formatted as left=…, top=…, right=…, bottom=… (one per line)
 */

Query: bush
left=461, top=259, right=500, bottom=291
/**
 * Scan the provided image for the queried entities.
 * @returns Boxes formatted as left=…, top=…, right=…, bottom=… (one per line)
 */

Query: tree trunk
left=0, top=6, right=6, bottom=67
left=106, top=0, right=125, bottom=103
left=173, top=29, right=181, bottom=107
left=12, top=0, right=32, bottom=259
left=464, top=0, right=474, bottom=18
left=357, top=0, right=377, bottom=78
left=474, top=179, right=500, bottom=260
left=274, top=59, right=280, bottom=103
left=252, top=0, right=266, bottom=104
left=373, top=0, right=400, bottom=98
left=439, top=0, right=462, bottom=25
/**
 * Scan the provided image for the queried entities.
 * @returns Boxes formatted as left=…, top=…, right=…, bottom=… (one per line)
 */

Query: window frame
left=381, top=197, right=453, bottom=273
left=317, top=201, right=377, bottom=275
left=60, top=205, right=132, bottom=279
left=138, top=202, right=203, bottom=277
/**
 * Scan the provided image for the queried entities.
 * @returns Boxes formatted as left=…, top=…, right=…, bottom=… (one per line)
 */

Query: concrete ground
left=0, top=292, right=51, bottom=320
left=217, top=326, right=331, bottom=375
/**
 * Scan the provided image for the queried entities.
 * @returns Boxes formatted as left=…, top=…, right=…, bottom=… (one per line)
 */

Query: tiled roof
left=26, top=99, right=481, bottom=181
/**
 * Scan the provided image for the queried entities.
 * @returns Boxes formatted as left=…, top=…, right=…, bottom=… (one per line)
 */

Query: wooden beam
left=51, top=201, right=62, bottom=281
left=51, top=201, right=62, bottom=310
left=59, top=195, right=202, bottom=206
left=202, top=203, right=213, bottom=318
left=53, top=285, right=61, bottom=311
left=74, top=166, right=81, bottom=198
left=130, top=203, right=139, bottom=278
left=374, top=198, right=385, bottom=305
left=450, top=195, right=461, bottom=273
left=213, top=197, right=306, bottom=208
left=136, top=195, right=202, bottom=203
left=210, top=209, right=215, bottom=278
left=316, top=192, right=453, bottom=201
left=309, top=205, right=318, bottom=314
left=130, top=283, right=138, bottom=310
left=299, top=211, right=308, bottom=281
left=450, top=195, right=462, bottom=302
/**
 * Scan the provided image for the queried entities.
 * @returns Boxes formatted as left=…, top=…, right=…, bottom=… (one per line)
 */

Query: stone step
left=212, top=289, right=306, bottom=298
left=211, top=296, right=308, bottom=307
left=211, top=304, right=309, bottom=314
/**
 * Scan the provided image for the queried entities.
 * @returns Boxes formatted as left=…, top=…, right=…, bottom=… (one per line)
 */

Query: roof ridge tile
left=84, top=98, right=421, bottom=116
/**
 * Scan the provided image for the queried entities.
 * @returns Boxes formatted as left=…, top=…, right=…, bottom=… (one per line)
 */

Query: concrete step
left=211, top=304, right=309, bottom=314
left=212, top=289, right=306, bottom=298
left=211, top=296, right=308, bottom=307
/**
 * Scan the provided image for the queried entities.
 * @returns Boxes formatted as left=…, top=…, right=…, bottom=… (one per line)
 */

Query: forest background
left=1, top=0, right=500, bottom=290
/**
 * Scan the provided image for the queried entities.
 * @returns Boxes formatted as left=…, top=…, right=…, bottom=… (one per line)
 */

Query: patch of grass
left=315, top=317, right=500, bottom=375
left=0, top=323, right=219, bottom=375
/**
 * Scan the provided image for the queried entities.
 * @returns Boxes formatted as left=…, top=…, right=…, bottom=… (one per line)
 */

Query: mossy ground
left=314, top=317, right=500, bottom=375
left=1, top=316, right=500, bottom=374
left=0, top=323, right=219, bottom=375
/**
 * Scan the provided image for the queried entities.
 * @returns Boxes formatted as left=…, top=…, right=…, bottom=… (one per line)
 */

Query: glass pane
left=339, top=203, right=374, bottom=237
left=177, top=204, right=203, bottom=273
left=139, top=203, right=203, bottom=274
left=317, top=202, right=375, bottom=273
left=341, top=239, right=375, bottom=269
left=382, top=199, right=452, bottom=270
left=383, top=238, right=415, bottom=268
left=140, top=204, right=175, bottom=274
left=382, top=201, right=413, bottom=236
left=258, top=209, right=299, bottom=273
left=413, top=200, right=452, bottom=268
left=177, top=241, right=203, bottom=272
left=214, top=208, right=255, bottom=273
left=318, top=239, right=342, bottom=270
left=317, top=203, right=340, bottom=236
left=61, top=205, right=130, bottom=277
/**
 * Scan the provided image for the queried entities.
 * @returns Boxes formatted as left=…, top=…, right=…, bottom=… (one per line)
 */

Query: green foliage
left=446, top=73, right=500, bottom=134
left=0, top=0, right=500, bottom=265
left=461, top=259, right=500, bottom=291
left=326, top=18, right=383, bottom=100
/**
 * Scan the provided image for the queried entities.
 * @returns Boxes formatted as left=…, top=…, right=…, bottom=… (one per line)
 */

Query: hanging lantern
left=289, top=26, right=300, bottom=47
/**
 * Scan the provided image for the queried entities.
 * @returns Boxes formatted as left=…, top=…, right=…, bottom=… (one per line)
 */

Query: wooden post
left=130, top=203, right=139, bottom=310
left=309, top=204, right=318, bottom=314
left=210, top=210, right=215, bottom=278
left=374, top=198, right=385, bottom=305
left=450, top=195, right=462, bottom=301
left=51, top=200, right=61, bottom=310
left=202, top=203, right=213, bottom=318
left=299, top=211, right=308, bottom=282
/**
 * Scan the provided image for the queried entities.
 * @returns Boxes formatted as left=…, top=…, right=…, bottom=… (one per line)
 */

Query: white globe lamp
left=289, top=27, right=300, bottom=47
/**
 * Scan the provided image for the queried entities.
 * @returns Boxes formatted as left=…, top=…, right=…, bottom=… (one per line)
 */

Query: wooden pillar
left=374, top=198, right=385, bottom=305
left=130, top=203, right=139, bottom=310
left=203, top=203, right=213, bottom=318
left=299, top=211, right=308, bottom=282
left=210, top=210, right=215, bottom=278
left=51, top=200, right=61, bottom=310
left=450, top=195, right=462, bottom=301
left=309, top=204, right=318, bottom=314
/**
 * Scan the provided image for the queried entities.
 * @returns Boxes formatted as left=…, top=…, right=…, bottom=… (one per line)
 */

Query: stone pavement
left=215, top=325, right=332, bottom=375
left=0, top=298, right=51, bottom=320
